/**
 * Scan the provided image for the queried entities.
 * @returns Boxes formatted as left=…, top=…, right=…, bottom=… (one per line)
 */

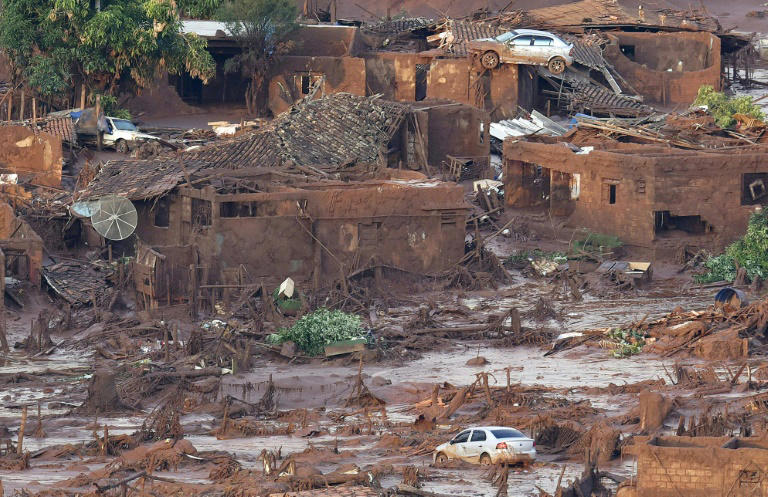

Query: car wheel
left=479, top=453, right=492, bottom=465
left=435, top=452, right=449, bottom=465
left=481, top=51, right=500, bottom=70
left=115, top=139, right=129, bottom=154
left=548, top=57, right=566, bottom=75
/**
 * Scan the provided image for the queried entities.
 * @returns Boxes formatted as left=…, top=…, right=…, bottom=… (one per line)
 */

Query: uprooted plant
left=267, top=308, right=364, bottom=356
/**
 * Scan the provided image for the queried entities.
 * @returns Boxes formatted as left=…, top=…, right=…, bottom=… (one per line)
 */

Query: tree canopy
left=0, top=0, right=216, bottom=100
left=217, top=0, right=297, bottom=114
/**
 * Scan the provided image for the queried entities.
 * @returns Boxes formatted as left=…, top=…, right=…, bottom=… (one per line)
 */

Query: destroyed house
left=78, top=164, right=467, bottom=309
left=621, top=436, right=768, bottom=497
left=503, top=137, right=768, bottom=259
left=185, top=93, right=489, bottom=173
left=76, top=94, right=472, bottom=309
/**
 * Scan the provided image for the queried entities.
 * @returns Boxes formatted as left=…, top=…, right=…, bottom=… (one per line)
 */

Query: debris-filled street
left=3, top=0, right=768, bottom=496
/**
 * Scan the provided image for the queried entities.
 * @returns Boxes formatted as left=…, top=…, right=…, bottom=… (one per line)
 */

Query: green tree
left=217, top=0, right=297, bottom=115
left=0, top=0, right=215, bottom=104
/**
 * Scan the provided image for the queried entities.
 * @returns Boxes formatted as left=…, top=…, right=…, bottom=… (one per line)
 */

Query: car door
left=447, top=430, right=472, bottom=461
left=465, top=429, right=488, bottom=462
left=504, top=35, right=533, bottom=63
left=531, top=35, right=554, bottom=64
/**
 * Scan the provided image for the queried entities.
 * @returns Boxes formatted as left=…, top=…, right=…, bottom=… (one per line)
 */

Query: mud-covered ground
left=1, top=208, right=760, bottom=497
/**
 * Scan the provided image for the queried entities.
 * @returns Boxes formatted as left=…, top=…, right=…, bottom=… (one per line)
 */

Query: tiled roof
left=527, top=0, right=719, bottom=32
left=79, top=94, right=409, bottom=200
left=187, top=93, right=409, bottom=169
left=0, top=116, right=76, bottom=144
left=42, top=261, right=114, bottom=306
left=77, top=159, right=209, bottom=201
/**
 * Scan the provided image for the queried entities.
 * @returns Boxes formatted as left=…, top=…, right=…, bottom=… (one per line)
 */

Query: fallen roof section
left=42, top=260, right=114, bottom=306
left=187, top=93, right=409, bottom=169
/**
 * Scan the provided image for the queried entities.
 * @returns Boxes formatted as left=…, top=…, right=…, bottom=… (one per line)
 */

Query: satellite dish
left=70, top=200, right=98, bottom=219
left=91, top=195, right=138, bottom=241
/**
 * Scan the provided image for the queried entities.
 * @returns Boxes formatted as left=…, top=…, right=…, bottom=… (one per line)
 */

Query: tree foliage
left=0, top=0, right=215, bottom=99
left=217, top=0, right=297, bottom=114
left=694, top=85, right=765, bottom=129
left=696, top=210, right=768, bottom=283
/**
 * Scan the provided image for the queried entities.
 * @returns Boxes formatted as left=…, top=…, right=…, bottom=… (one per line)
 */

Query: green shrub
left=694, top=85, right=764, bottom=129
left=267, top=308, right=363, bottom=356
left=695, top=210, right=768, bottom=283
left=573, top=230, right=622, bottom=253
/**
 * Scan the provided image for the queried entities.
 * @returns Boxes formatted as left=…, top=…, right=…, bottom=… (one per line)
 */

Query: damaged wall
left=131, top=174, right=468, bottom=292
left=625, top=436, right=768, bottom=497
left=604, top=32, right=721, bottom=106
left=0, top=126, right=62, bottom=187
left=0, top=202, right=44, bottom=286
left=268, top=57, right=367, bottom=116
left=413, top=101, right=490, bottom=168
left=503, top=140, right=767, bottom=258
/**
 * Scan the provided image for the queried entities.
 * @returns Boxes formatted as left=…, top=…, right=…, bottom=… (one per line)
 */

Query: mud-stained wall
left=0, top=126, right=62, bottom=187
left=284, top=25, right=362, bottom=57
left=427, top=59, right=474, bottom=105
left=425, top=59, right=519, bottom=119
left=503, top=141, right=768, bottom=257
left=268, top=56, right=367, bottom=116
left=604, top=32, right=721, bottom=105
left=0, top=202, right=44, bottom=286
left=627, top=436, right=768, bottom=497
left=415, top=102, right=490, bottom=167
left=133, top=180, right=467, bottom=287
left=364, top=52, right=429, bottom=102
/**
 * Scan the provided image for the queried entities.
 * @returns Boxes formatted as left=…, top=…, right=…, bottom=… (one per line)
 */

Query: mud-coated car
left=433, top=426, right=536, bottom=465
left=467, top=29, right=574, bottom=74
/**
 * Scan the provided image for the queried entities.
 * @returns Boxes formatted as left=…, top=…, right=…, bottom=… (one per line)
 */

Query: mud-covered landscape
left=2, top=0, right=768, bottom=496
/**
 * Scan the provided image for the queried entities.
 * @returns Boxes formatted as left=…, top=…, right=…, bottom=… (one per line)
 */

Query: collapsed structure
left=503, top=113, right=768, bottom=258
left=180, top=0, right=730, bottom=121
left=75, top=93, right=473, bottom=309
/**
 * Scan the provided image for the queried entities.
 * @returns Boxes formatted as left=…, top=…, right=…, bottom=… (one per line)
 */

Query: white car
left=102, top=117, right=159, bottom=154
left=467, top=29, right=574, bottom=75
left=433, top=426, right=536, bottom=465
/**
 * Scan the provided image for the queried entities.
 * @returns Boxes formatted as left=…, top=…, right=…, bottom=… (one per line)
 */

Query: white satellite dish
left=91, top=195, right=138, bottom=241
left=70, top=200, right=98, bottom=219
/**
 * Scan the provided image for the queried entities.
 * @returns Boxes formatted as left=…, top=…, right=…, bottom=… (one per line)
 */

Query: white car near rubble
left=433, top=426, right=536, bottom=466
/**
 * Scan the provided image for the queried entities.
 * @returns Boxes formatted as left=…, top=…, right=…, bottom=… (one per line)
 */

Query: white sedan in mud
left=433, top=426, right=536, bottom=465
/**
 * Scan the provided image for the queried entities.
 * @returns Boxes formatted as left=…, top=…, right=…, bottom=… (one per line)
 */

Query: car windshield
left=495, top=31, right=517, bottom=43
left=491, top=429, right=525, bottom=439
left=112, top=119, right=137, bottom=131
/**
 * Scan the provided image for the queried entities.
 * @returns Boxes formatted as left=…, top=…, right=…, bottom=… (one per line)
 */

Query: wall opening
left=153, top=196, right=170, bottom=228
left=415, top=64, right=429, bottom=101
left=191, top=198, right=212, bottom=227
left=602, top=180, right=619, bottom=205
left=301, top=75, right=311, bottom=95
left=742, top=173, right=768, bottom=205
left=654, top=211, right=712, bottom=235
left=620, top=45, right=636, bottom=60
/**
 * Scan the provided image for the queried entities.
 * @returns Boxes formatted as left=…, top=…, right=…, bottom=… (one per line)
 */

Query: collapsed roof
left=77, top=93, right=410, bottom=201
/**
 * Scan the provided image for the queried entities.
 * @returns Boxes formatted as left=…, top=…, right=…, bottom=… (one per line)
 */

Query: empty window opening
left=602, top=180, right=619, bottom=205
left=220, top=201, right=259, bottom=218
left=301, top=75, right=311, bottom=95
left=620, top=45, right=636, bottom=60
left=358, top=222, right=381, bottom=247
left=153, top=196, right=170, bottom=228
left=191, top=198, right=212, bottom=227
left=415, top=64, right=429, bottom=101
left=654, top=211, right=712, bottom=235
left=441, top=211, right=458, bottom=228
left=742, top=173, right=768, bottom=205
